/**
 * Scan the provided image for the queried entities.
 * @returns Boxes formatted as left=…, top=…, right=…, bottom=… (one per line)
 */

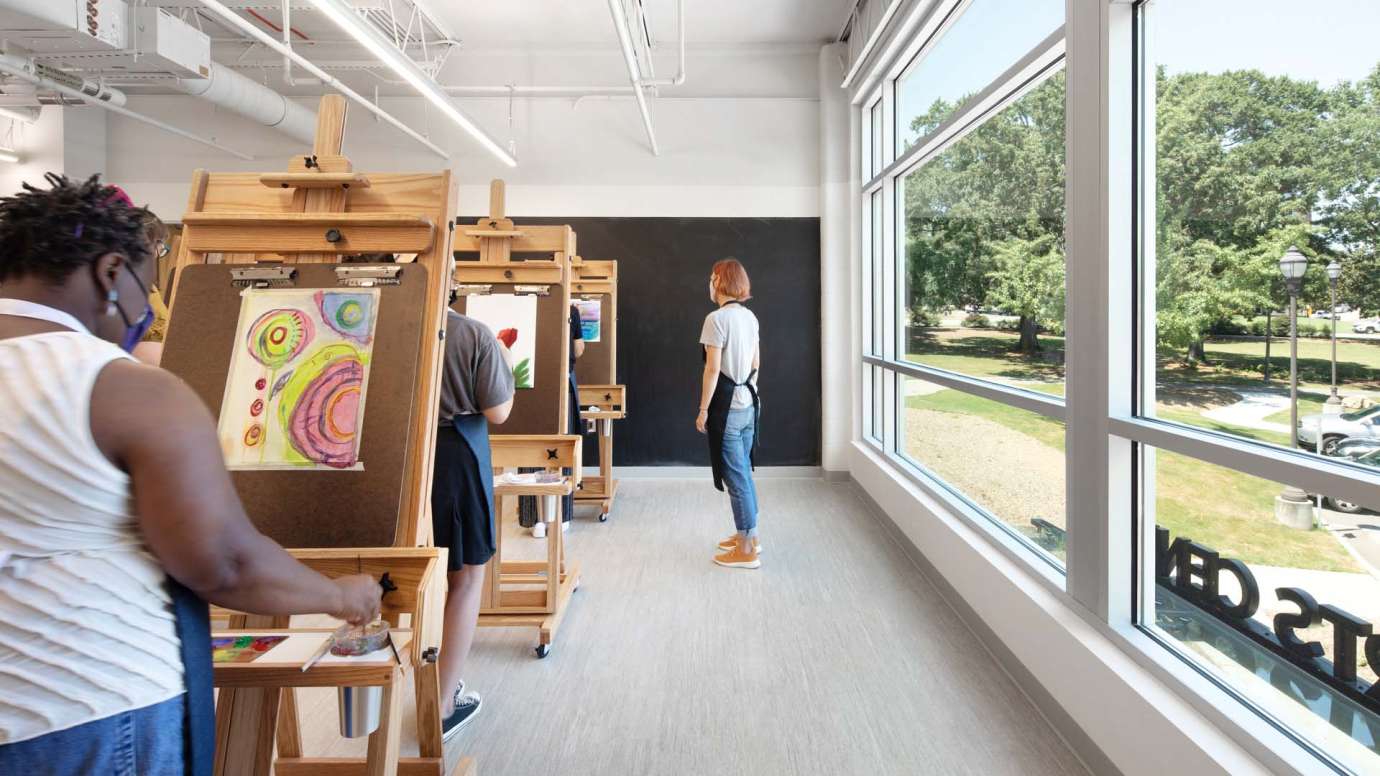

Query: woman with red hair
left=696, top=258, right=762, bottom=569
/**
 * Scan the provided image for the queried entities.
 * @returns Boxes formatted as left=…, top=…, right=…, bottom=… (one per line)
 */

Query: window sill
left=850, top=440, right=1344, bottom=776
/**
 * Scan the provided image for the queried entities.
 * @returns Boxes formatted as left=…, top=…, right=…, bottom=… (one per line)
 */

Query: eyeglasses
left=155, top=241, right=170, bottom=259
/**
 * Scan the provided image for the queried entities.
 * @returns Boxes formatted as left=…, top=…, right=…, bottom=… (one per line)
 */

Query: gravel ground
left=903, top=407, right=1065, bottom=533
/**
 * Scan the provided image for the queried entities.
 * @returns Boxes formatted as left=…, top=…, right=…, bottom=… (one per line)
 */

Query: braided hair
left=0, top=173, right=153, bottom=284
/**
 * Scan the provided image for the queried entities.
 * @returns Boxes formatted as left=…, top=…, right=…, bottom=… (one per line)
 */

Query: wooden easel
left=164, top=95, right=469, bottom=776
left=570, top=258, right=627, bottom=521
left=453, top=180, right=583, bottom=658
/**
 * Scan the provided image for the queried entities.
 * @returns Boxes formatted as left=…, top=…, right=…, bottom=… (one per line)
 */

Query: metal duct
left=174, top=62, right=316, bottom=145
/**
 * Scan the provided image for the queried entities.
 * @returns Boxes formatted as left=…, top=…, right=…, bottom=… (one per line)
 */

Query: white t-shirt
left=699, top=303, right=759, bottom=410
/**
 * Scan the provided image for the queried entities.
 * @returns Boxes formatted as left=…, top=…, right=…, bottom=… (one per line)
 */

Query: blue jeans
left=722, top=407, right=759, bottom=536
left=0, top=695, right=186, bottom=776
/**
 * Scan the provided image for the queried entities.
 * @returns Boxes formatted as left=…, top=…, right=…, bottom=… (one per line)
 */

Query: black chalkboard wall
left=458, top=217, right=822, bottom=466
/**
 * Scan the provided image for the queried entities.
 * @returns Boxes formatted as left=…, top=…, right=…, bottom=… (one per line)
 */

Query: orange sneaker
left=717, top=535, right=762, bottom=554
left=713, top=539, right=761, bottom=569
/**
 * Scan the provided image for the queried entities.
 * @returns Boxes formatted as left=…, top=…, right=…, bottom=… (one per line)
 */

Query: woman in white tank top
left=0, top=175, right=384, bottom=775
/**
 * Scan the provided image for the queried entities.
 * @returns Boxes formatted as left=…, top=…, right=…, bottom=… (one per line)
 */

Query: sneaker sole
left=713, top=557, right=761, bottom=569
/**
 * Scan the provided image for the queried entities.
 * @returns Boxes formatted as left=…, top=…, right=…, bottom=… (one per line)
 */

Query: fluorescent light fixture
left=308, top=0, right=517, bottom=167
left=0, top=146, right=22, bottom=163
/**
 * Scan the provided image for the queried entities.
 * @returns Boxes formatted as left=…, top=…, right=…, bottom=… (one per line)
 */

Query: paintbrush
left=300, top=635, right=334, bottom=673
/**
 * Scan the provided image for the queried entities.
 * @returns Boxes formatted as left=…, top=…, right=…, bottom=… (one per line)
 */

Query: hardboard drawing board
left=452, top=286, right=566, bottom=436
left=162, top=264, right=429, bottom=548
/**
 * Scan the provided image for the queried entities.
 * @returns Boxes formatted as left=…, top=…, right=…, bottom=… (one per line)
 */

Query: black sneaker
left=442, top=692, right=483, bottom=741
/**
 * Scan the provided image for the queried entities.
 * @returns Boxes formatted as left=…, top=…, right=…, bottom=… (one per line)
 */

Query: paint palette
left=211, top=635, right=288, bottom=664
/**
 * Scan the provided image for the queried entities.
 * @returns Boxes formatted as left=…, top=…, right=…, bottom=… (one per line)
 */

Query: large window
left=858, top=0, right=1380, bottom=771
left=1130, top=2, right=1380, bottom=769
left=896, top=0, right=1063, bottom=151
left=864, top=0, right=1066, bottom=567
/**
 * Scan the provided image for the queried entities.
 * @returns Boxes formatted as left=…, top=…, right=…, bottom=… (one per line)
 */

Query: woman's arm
left=697, top=346, right=722, bottom=433
left=91, top=361, right=381, bottom=624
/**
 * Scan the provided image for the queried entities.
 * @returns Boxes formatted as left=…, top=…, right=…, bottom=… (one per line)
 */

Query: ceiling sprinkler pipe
left=638, top=0, right=685, bottom=88
left=607, top=0, right=659, bottom=155
left=0, top=53, right=253, bottom=160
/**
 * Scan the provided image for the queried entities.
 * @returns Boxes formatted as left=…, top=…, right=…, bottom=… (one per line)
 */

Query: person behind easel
left=520, top=302, right=585, bottom=537
left=431, top=289, right=516, bottom=739
left=697, top=258, right=762, bottom=569
left=0, top=173, right=383, bottom=775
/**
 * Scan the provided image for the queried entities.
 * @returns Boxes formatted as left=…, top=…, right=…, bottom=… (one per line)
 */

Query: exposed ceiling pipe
left=173, top=62, right=317, bottom=145
left=607, top=0, right=659, bottom=155
left=444, top=85, right=636, bottom=97
left=0, top=52, right=253, bottom=160
left=280, top=0, right=322, bottom=88
left=197, top=0, right=449, bottom=159
left=638, top=0, right=685, bottom=88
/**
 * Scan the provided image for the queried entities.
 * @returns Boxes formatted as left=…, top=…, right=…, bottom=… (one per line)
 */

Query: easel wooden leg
left=216, top=687, right=282, bottom=776
left=277, top=688, right=303, bottom=759
left=414, top=662, right=443, bottom=760
left=365, top=669, right=404, bottom=776
left=216, top=614, right=288, bottom=776
left=544, top=495, right=560, bottom=610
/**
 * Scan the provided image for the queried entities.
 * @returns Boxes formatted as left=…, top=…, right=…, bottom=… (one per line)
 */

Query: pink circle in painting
left=326, top=389, right=360, bottom=437
left=250, top=398, right=264, bottom=417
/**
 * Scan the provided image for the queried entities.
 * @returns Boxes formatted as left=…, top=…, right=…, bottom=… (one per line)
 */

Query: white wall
left=104, top=90, right=819, bottom=220
left=0, top=107, right=71, bottom=197
left=819, top=44, right=852, bottom=475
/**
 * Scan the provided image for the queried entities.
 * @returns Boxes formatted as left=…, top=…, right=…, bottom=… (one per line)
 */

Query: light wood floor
left=290, top=478, right=1090, bottom=776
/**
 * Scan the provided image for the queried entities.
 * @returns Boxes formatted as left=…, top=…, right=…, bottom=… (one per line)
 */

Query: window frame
left=852, top=0, right=1380, bottom=772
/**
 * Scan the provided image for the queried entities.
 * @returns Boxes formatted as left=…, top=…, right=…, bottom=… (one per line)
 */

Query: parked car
left=1310, top=309, right=1335, bottom=319
left=1354, top=318, right=1380, bottom=334
left=1325, top=448, right=1380, bottom=513
left=1297, top=404, right=1380, bottom=454
left=1331, top=437, right=1380, bottom=459
left=1335, top=303, right=1352, bottom=314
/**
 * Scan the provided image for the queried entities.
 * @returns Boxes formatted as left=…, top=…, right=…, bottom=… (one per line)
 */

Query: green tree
left=985, top=234, right=1064, bottom=352
left=903, top=71, right=1065, bottom=353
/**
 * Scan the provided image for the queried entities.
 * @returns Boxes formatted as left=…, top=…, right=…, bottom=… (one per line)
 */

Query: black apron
left=452, top=412, right=495, bottom=534
left=703, top=302, right=760, bottom=492
left=167, top=578, right=213, bottom=776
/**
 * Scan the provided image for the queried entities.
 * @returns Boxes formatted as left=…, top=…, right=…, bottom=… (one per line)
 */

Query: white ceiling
left=426, top=0, right=851, bottom=49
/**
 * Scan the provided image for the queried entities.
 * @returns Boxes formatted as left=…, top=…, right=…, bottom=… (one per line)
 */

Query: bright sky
left=897, top=0, right=1380, bottom=141
left=1152, top=0, right=1380, bottom=85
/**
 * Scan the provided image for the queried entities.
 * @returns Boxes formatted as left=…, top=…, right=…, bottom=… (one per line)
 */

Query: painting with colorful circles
left=217, top=288, right=381, bottom=470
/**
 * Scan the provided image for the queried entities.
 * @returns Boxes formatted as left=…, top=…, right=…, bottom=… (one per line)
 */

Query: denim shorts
left=0, top=694, right=186, bottom=776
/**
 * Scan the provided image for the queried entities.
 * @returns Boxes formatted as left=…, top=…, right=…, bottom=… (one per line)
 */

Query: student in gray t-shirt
left=697, top=258, right=762, bottom=570
left=431, top=307, right=515, bottom=738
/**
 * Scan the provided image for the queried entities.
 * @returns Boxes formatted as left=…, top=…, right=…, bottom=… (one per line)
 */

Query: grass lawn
left=908, top=386, right=1357, bottom=573
left=1153, top=449, right=1358, bottom=573
left=1201, top=336, right=1380, bottom=388
left=905, top=327, right=1065, bottom=396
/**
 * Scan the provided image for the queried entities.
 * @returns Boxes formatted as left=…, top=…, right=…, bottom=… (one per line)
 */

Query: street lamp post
left=1276, top=247, right=1313, bottom=529
left=1327, top=260, right=1343, bottom=408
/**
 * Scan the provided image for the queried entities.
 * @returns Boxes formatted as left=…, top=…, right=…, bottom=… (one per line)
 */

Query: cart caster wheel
left=535, top=644, right=550, bottom=659
left=598, top=512, right=610, bottom=522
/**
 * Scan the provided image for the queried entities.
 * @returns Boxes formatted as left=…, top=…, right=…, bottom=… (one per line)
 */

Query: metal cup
left=337, top=685, right=383, bottom=738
